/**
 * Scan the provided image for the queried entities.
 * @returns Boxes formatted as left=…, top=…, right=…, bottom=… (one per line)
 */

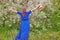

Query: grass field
left=0, top=27, right=60, bottom=40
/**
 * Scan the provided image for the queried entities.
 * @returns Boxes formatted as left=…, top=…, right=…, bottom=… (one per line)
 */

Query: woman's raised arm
left=8, top=7, right=17, bottom=13
left=31, top=3, right=45, bottom=12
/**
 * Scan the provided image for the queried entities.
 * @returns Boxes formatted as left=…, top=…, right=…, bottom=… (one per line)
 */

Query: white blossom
left=9, top=24, right=12, bottom=27
left=2, top=18, right=5, bottom=20
left=13, top=21, right=15, bottom=23
left=6, top=21, right=9, bottom=23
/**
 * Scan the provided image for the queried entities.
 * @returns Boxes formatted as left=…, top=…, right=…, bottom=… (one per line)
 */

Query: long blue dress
left=14, top=10, right=32, bottom=40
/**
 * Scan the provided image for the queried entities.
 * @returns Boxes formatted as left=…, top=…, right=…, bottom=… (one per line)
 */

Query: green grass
left=0, top=27, right=18, bottom=40
left=0, top=27, right=60, bottom=40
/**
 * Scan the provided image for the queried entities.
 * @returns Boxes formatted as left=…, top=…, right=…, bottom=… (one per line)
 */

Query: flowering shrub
left=0, top=0, right=60, bottom=31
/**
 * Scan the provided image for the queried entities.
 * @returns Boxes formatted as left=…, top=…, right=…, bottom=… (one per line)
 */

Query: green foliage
left=0, top=0, right=60, bottom=40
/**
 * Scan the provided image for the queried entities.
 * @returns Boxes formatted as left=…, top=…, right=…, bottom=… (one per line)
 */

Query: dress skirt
left=14, top=20, right=30, bottom=40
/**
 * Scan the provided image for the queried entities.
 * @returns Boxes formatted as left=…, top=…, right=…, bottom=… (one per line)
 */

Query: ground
left=0, top=27, right=60, bottom=40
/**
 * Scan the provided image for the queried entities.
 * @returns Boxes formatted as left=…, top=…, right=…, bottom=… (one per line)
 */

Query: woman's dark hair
left=22, top=8, right=26, bottom=17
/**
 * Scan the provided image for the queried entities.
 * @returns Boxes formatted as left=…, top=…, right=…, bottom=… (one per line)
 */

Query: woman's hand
left=38, top=3, right=45, bottom=10
left=8, top=7, right=13, bottom=11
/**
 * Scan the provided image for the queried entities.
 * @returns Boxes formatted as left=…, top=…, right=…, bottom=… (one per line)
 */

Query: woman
left=9, top=3, right=44, bottom=40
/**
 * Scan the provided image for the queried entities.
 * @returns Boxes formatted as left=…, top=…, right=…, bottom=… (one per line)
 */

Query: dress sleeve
left=27, top=10, right=32, bottom=14
left=17, top=11, right=22, bottom=15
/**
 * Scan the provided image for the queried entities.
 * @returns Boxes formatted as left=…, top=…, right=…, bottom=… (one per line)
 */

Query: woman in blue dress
left=9, top=3, right=44, bottom=40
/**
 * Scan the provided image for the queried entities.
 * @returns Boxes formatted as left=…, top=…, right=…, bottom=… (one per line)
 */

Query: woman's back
left=17, top=10, right=32, bottom=21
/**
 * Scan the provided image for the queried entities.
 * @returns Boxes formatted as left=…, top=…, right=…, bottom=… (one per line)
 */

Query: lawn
left=0, top=27, right=60, bottom=40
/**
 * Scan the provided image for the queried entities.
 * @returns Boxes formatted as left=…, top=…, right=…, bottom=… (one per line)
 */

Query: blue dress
left=14, top=10, right=32, bottom=40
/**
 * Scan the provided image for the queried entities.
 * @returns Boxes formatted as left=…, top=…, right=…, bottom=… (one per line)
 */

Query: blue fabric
left=14, top=10, right=31, bottom=40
